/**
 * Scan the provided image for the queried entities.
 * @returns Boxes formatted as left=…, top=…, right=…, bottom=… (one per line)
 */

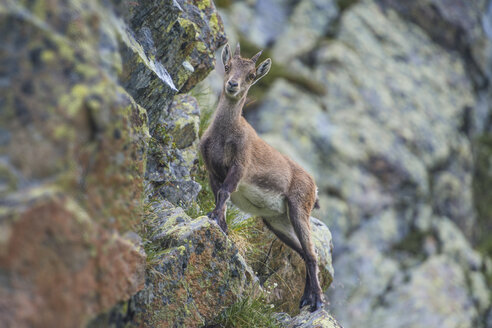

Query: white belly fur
left=230, top=183, right=286, bottom=217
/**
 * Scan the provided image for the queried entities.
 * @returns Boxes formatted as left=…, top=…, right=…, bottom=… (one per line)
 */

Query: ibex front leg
left=209, top=164, right=243, bottom=234
left=208, top=173, right=221, bottom=205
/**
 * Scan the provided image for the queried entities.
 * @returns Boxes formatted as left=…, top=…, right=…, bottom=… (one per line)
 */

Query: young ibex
left=199, top=43, right=323, bottom=312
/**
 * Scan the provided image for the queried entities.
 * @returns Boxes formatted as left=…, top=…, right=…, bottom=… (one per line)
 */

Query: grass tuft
left=208, top=291, right=281, bottom=328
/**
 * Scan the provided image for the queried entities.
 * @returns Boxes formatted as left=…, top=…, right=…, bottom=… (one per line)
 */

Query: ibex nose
left=228, top=80, right=238, bottom=88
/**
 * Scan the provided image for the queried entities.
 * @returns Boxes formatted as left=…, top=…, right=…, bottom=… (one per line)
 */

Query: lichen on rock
left=282, top=307, right=343, bottom=328
left=128, top=202, right=258, bottom=327
left=146, top=94, right=202, bottom=210
left=0, top=189, right=145, bottom=327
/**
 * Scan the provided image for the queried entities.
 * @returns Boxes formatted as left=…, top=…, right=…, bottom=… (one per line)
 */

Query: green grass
left=208, top=293, right=281, bottom=328
left=473, top=135, right=492, bottom=258
left=188, top=82, right=215, bottom=138
left=185, top=155, right=215, bottom=219
left=199, top=105, right=214, bottom=138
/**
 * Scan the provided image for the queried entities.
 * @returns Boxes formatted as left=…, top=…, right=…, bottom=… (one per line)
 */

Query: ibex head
left=221, top=42, right=271, bottom=99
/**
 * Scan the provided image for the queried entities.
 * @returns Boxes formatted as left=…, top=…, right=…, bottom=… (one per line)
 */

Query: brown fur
left=199, top=43, right=324, bottom=312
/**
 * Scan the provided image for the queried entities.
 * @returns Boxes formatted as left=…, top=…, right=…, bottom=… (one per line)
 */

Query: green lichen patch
left=214, top=0, right=233, bottom=8
left=473, top=134, right=492, bottom=257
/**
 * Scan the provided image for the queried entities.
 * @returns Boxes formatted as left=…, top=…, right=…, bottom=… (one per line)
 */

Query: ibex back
left=199, top=43, right=323, bottom=312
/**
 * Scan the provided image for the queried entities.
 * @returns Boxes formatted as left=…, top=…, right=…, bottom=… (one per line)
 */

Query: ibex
left=199, top=43, right=323, bottom=312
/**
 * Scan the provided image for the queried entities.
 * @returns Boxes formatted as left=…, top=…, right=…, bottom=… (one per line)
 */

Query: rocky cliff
left=0, top=0, right=338, bottom=327
left=2, top=0, right=492, bottom=327
left=207, top=0, right=492, bottom=327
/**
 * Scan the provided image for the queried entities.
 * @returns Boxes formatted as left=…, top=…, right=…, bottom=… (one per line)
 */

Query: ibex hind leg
left=286, top=198, right=323, bottom=312
left=262, top=216, right=311, bottom=304
left=262, top=216, right=303, bottom=255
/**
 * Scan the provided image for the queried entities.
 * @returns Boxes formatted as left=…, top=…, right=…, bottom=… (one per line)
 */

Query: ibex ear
left=222, top=44, right=231, bottom=66
left=252, top=58, right=271, bottom=85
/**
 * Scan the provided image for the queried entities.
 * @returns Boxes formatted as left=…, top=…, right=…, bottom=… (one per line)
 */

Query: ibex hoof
left=300, top=293, right=323, bottom=312
left=299, top=296, right=311, bottom=309
left=207, top=211, right=219, bottom=221
left=310, top=296, right=323, bottom=312
left=299, top=298, right=309, bottom=309
left=207, top=211, right=228, bottom=235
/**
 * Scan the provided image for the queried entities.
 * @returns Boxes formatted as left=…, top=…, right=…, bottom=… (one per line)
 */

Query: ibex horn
left=234, top=42, right=241, bottom=57
left=251, top=50, right=263, bottom=63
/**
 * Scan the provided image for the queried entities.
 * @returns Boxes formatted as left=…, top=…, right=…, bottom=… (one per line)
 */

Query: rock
left=272, top=0, right=339, bottom=63
left=0, top=0, right=149, bottom=232
left=226, top=0, right=339, bottom=63
left=127, top=202, right=257, bottom=327
left=228, top=0, right=294, bottom=48
left=378, top=0, right=491, bottom=88
left=433, top=217, right=483, bottom=270
left=115, top=0, right=227, bottom=126
left=371, top=256, right=480, bottom=328
left=329, top=215, right=490, bottom=327
left=328, top=236, right=400, bottom=326
left=146, top=94, right=202, bottom=209
left=0, top=3, right=152, bottom=323
left=113, top=0, right=226, bottom=209
left=0, top=189, right=145, bottom=328
left=282, top=308, right=343, bottom=328
left=0, top=159, right=21, bottom=197
left=232, top=216, right=334, bottom=315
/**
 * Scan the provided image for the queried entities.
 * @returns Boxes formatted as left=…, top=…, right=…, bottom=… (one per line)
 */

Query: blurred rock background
left=199, top=0, right=492, bottom=327
left=1, top=0, right=491, bottom=327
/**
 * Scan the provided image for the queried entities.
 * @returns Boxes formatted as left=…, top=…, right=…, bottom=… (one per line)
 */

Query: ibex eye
left=249, top=74, right=255, bottom=80
left=225, top=65, right=229, bottom=72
